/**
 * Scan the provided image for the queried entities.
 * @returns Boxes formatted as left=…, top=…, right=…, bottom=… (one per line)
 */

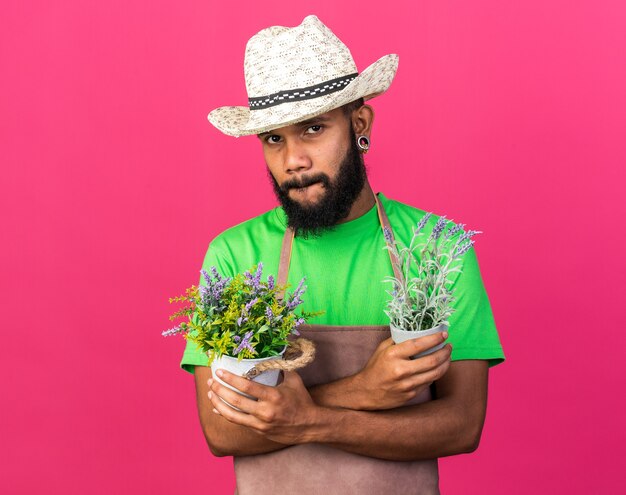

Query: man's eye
left=265, top=135, right=281, bottom=143
left=306, top=125, right=323, bottom=133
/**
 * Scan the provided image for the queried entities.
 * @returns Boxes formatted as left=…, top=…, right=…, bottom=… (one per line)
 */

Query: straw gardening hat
left=207, top=14, right=399, bottom=138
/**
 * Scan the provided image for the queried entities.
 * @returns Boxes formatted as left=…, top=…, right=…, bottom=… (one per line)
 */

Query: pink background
left=2, top=1, right=624, bottom=493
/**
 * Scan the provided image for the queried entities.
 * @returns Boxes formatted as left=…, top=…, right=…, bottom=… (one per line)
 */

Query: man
left=180, top=15, right=505, bottom=495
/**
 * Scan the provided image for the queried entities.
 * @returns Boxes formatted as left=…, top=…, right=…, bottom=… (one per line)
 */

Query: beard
left=267, top=126, right=367, bottom=239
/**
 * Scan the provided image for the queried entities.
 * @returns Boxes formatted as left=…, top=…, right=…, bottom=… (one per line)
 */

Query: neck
left=336, top=181, right=376, bottom=224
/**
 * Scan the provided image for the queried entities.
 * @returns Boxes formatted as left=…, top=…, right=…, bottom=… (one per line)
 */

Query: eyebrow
left=257, top=115, right=332, bottom=139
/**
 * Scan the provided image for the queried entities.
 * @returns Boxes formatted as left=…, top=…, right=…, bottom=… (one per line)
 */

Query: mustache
left=280, top=173, right=330, bottom=192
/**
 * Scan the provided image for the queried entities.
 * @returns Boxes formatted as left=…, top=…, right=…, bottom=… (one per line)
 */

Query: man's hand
left=351, top=332, right=452, bottom=410
left=208, top=368, right=324, bottom=445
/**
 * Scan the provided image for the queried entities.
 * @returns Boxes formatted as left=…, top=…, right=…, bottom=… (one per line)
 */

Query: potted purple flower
left=383, top=215, right=482, bottom=359
left=163, top=263, right=321, bottom=406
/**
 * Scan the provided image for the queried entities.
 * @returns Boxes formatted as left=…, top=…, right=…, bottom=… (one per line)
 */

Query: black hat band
left=248, top=72, right=359, bottom=110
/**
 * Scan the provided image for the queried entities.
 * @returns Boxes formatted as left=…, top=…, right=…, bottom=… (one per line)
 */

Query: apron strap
left=277, top=225, right=295, bottom=300
left=276, top=192, right=405, bottom=300
left=374, top=193, right=405, bottom=285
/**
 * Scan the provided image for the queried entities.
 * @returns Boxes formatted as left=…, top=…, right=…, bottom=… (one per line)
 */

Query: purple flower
left=244, top=297, right=259, bottom=313
left=162, top=325, right=184, bottom=337
left=213, top=277, right=231, bottom=301
left=234, top=330, right=256, bottom=355
left=200, top=269, right=212, bottom=285
left=245, top=262, right=263, bottom=292
left=431, top=216, right=447, bottom=241
left=267, top=275, right=275, bottom=290
left=458, top=229, right=482, bottom=243
left=210, top=266, right=222, bottom=281
left=286, top=277, right=306, bottom=310
left=294, top=277, right=306, bottom=294
left=383, top=227, right=393, bottom=244
left=455, top=240, right=475, bottom=258
left=233, top=335, right=241, bottom=343
left=414, top=212, right=432, bottom=236
left=291, top=317, right=305, bottom=336
left=254, top=262, right=263, bottom=283
left=199, top=285, right=210, bottom=299
left=265, top=306, right=274, bottom=322
left=286, top=298, right=301, bottom=311
left=237, top=298, right=258, bottom=326
left=198, top=266, right=231, bottom=308
left=443, top=222, right=464, bottom=240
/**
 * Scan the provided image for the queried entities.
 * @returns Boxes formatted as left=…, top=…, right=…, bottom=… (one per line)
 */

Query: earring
left=356, top=135, right=370, bottom=153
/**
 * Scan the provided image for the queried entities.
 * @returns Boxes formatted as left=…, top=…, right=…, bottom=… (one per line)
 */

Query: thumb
left=281, top=370, right=304, bottom=388
left=281, top=370, right=304, bottom=387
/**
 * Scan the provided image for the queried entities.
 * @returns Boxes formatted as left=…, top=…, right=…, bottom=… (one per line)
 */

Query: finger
left=407, top=343, right=452, bottom=373
left=211, top=378, right=262, bottom=416
left=377, top=337, right=395, bottom=350
left=393, top=331, right=448, bottom=359
left=214, top=368, right=272, bottom=401
left=211, top=387, right=267, bottom=430
left=406, top=354, right=452, bottom=389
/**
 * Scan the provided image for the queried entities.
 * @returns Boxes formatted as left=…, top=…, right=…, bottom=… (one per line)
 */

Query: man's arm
left=208, top=358, right=489, bottom=461
left=307, top=333, right=453, bottom=411
left=201, top=334, right=458, bottom=456
left=199, top=333, right=452, bottom=457
left=311, top=360, right=489, bottom=460
left=194, top=366, right=291, bottom=457
left=193, top=365, right=371, bottom=457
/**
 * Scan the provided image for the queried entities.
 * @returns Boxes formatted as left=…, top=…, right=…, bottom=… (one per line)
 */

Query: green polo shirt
left=179, top=192, right=505, bottom=374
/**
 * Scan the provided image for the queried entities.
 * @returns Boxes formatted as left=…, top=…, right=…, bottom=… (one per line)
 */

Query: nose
left=283, top=138, right=312, bottom=174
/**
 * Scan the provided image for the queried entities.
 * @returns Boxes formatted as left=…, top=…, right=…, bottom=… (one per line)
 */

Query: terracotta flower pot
left=389, top=322, right=448, bottom=360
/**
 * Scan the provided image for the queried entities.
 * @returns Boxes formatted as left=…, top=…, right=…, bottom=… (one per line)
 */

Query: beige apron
left=233, top=193, right=440, bottom=495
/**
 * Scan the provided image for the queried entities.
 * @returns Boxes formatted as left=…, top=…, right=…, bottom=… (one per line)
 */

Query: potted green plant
left=163, top=262, right=321, bottom=407
left=382, top=214, right=482, bottom=359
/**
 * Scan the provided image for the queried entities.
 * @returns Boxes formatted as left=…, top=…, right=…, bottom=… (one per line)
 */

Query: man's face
left=258, top=107, right=366, bottom=238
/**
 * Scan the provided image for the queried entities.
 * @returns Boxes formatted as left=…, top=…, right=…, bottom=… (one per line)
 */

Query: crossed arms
left=194, top=332, right=489, bottom=462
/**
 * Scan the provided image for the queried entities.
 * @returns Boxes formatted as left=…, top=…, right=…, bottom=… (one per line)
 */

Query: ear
left=352, top=104, right=375, bottom=136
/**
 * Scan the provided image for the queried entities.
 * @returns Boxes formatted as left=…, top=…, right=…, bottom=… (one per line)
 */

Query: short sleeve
left=446, top=245, right=505, bottom=368
left=179, top=241, right=234, bottom=375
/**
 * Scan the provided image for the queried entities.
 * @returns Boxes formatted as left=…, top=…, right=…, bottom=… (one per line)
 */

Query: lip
left=291, top=181, right=322, bottom=191
left=289, top=181, right=324, bottom=197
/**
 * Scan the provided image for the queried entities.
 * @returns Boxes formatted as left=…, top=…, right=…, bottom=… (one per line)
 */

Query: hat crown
left=243, top=15, right=358, bottom=99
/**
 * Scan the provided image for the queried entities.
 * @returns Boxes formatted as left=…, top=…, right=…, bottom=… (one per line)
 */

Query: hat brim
left=207, top=53, right=399, bottom=138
